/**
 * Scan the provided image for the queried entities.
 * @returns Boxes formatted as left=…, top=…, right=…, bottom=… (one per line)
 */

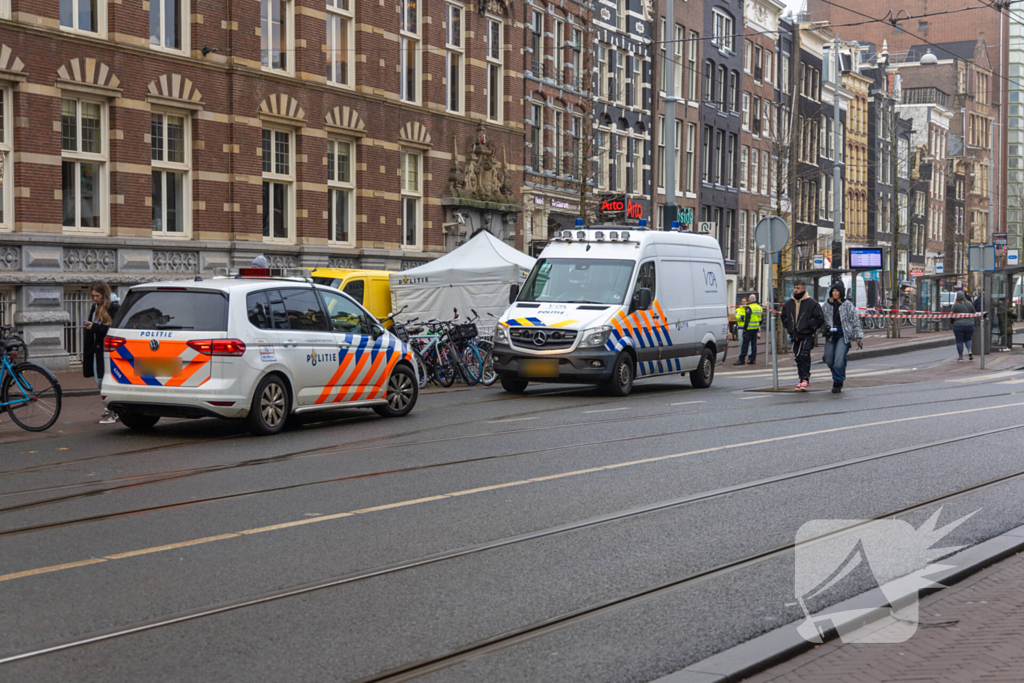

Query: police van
left=492, top=224, right=728, bottom=395
left=101, top=269, right=419, bottom=435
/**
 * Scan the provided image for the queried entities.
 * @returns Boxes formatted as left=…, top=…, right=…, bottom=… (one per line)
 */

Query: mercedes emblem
left=532, top=331, right=547, bottom=347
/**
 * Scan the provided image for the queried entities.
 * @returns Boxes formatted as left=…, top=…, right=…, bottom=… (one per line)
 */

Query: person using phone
left=82, top=281, right=120, bottom=424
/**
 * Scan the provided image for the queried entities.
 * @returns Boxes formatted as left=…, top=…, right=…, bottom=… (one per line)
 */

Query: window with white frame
left=597, top=130, right=610, bottom=190
left=615, top=134, right=626, bottom=191
left=150, top=0, right=186, bottom=52
left=744, top=41, right=752, bottom=73
left=729, top=71, right=738, bottom=112
left=716, top=65, right=726, bottom=109
left=738, top=210, right=747, bottom=262
left=530, top=104, right=542, bottom=170
left=445, top=3, right=463, bottom=112
left=687, top=32, right=698, bottom=101
left=151, top=111, right=190, bottom=236
left=571, top=28, right=583, bottom=90
left=615, top=50, right=626, bottom=104
left=740, top=145, right=748, bottom=191
left=741, top=92, right=750, bottom=130
left=327, top=138, right=355, bottom=244
left=401, top=0, right=421, bottom=103
left=726, top=133, right=736, bottom=187
left=262, top=128, right=294, bottom=241
left=657, top=115, right=665, bottom=190
left=401, top=149, right=422, bottom=248
left=674, top=24, right=684, bottom=98
left=487, top=18, right=503, bottom=121
left=0, top=88, right=10, bottom=231
left=530, top=11, right=543, bottom=76
left=659, top=20, right=668, bottom=95
left=712, top=10, right=734, bottom=52
left=554, top=110, right=564, bottom=175
left=327, top=0, right=354, bottom=87
left=61, top=97, right=106, bottom=231
left=554, top=19, right=565, bottom=85
left=762, top=99, right=771, bottom=139
left=750, top=146, right=759, bottom=196
left=702, top=125, right=711, bottom=183
left=703, top=60, right=713, bottom=102
left=754, top=45, right=762, bottom=82
left=617, top=0, right=626, bottom=31
left=674, top=120, right=682, bottom=194
left=261, top=0, right=292, bottom=72
left=598, top=46, right=609, bottom=100
left=572, top=115, right=583, bottom=178
left=633, top=55, right=642, bottom=107
left=686, top=123, right=696, bottom=194
left=761, top=150, right=769, bottom=195
left=631, top=136, right=642, bottom=194
left=715, top=129, right=725, bottom=184
left=61, top=0, right=103, bottom=34
left=765, top=51, right=772, bottom=84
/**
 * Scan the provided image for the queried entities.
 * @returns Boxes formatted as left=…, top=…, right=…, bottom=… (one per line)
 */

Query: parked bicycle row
left=383, top=307, right=497, bottom=390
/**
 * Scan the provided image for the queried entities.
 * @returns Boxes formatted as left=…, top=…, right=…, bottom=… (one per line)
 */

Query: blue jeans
left=953, top=326, right=974, bottom=356
left=823, top=336, right=851, bottom=384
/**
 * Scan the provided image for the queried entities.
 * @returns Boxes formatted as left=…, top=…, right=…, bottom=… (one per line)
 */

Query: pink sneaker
left=795, top=380, right=808, bottom=391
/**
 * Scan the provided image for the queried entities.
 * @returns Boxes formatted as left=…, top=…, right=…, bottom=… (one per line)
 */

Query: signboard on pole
left=936, top=263, right=944, bottom=274
left=968, top=245, right=997, bottom=272
left=1009, top=250, right=1020, bottom=266
left=813, top=254, right=825, bottom=269
left=753, top=216, right=790, bottom=393
left=849, top=248, right=884, bottom=270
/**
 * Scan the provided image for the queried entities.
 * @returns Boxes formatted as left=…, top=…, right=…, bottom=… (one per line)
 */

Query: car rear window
left=114, top=290, right=229, bottom=331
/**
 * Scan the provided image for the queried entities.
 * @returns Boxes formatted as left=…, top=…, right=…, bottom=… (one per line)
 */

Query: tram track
left=0, top=390, right=1018, bottom=533
left=2, top=422, right=1022, bottom=670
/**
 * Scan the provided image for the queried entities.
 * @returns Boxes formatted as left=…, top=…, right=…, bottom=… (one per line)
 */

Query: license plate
left=520, top=358, right=558, bottom=378
left=135, top=358, right=183, bottom=377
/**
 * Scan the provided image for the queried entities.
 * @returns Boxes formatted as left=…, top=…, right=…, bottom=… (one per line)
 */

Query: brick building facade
left=0, top=0, right=526, bottom=368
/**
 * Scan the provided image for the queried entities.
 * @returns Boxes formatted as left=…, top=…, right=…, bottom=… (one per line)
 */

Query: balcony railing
left=903, top=87, right=950, bottom=108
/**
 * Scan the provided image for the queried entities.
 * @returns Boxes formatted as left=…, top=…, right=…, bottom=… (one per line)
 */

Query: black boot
left=831, top=382, right=843, bottom=394
left=733, top=359, right=746, bottom=365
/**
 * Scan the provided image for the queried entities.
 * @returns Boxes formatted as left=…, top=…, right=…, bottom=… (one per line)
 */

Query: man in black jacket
left=780, top=281, right=824, bottom=391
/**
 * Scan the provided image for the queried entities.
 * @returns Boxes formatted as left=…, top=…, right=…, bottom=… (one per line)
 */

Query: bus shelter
left=915, top=273, right=966, bottom=333
left=985, top=266, right=1024, bottom=350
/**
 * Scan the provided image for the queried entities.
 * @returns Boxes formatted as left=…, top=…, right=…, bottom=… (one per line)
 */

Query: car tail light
left=104, top=336, right=126, bottom=351
left=187, top=339, right=247, bottom=356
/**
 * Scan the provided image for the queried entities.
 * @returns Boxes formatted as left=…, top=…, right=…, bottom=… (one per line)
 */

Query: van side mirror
left=630, top=287, right=653, bottom=313
left=509, top=283, right=520, bottom=304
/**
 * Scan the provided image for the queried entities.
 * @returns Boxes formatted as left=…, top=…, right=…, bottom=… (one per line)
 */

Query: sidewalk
left=743, top=551, right=1024, bottom=683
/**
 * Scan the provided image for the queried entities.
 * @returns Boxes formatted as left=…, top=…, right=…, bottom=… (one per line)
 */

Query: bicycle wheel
left=458, top=344, right=483, bottom=386
left=481, top=349, right=497, bottom=386
left=412, top=349, right=429, bottom=389
left=2, top=362, right=62, bottom=432
left=434, top=345, right=457, bottom=387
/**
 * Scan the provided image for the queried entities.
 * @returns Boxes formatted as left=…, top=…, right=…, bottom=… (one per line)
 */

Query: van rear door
left=108, top=288, right=229, bottom=388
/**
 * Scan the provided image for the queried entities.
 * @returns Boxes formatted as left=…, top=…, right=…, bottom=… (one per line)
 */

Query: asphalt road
left=1, top=347, right=1022, bottom=682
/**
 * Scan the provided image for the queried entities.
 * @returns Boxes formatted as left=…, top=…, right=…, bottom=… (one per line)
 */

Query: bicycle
left=0, top=325, right=28, bottom=364
left=0, top=338, right=62, bottom=431
left=437, top=311, right=483, bottom=386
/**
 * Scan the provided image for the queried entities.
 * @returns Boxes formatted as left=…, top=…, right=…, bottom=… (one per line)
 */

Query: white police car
left=101, top=269, right=419, bottom=435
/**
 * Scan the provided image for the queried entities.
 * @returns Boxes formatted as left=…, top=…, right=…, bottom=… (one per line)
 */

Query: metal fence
left=64, top=290, right=93, bottom=364
left=0, top=290, right=14, bottom=328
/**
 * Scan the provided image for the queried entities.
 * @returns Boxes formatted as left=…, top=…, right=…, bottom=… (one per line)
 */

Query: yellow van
left=311, top=268, right=395, bottom=325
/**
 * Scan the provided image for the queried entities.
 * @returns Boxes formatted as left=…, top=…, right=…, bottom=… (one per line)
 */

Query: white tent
left=389, top=231, right=536, bottom=331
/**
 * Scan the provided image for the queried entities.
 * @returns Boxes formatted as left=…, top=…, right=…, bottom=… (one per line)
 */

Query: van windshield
left=518, top=258, right=635, bottom=305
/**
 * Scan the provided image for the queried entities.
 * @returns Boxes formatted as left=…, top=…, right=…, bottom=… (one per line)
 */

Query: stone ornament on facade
left=63, top=249, right=116, bottom=273
left=328, top=257, right=358, bottom=268
left=399, top=121, right=432, bottom=147
left=259, top=94, right=306, bottom=122
left=0, top=246, right=20, bottom=271
left=476, top=0, right=512, bottom=17
left=266, top=254, right=298, bottom=268
left=446, top=125, right=516, bottom=205
left=0, top=44, right=25, bottom=76
left=147, top=75, right=204, bottom=107
left=153, top=251, right=199, bottom=273
left=325, top=106, right=365, bottom=135
left=57, top=58, right=120, bottom=91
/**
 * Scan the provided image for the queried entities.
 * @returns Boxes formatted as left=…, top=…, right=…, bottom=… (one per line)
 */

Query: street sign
left=677, top=207, right=693, bottom=225
left=813, top=254, right=825, bottom=269
left=936, top=263, right=944, bottom=274
left=697, top=221, right=716, bottom=235
left=1009, top=250, right=1020, bottom=266
left=968, top=245, right=997, bottom=272
left=754, top=216, right=790, bottom=254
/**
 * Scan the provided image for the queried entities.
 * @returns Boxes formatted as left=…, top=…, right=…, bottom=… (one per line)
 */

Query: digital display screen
left=849, top=248, right=883, bottom=269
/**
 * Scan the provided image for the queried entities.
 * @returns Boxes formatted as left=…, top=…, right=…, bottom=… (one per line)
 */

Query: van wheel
left=374, top=365, right=418, bottom=417
left=120, top=414, right=160, bottom=431
left=604, top=352, right=634, bottom=396
left=248, top=374, right=289, bottom=435
left=500, top=376, right=529, bottom=393
left=690, top=347, right=715, bottom=389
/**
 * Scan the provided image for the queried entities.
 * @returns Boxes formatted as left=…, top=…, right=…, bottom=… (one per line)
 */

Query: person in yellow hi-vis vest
left=734, top=293, right=762, bottom=365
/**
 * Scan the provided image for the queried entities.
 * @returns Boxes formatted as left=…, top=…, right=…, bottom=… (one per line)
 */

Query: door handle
left=283, top=340, right=298, bottom=348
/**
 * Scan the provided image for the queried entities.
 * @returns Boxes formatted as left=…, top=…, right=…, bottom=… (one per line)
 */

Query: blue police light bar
left=638, top=219, right=648, bottom=228
left=575, top=218, right=584, bottom=227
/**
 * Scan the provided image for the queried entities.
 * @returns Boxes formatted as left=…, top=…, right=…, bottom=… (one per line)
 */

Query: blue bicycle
left=0, top=338, right=61, bottom=431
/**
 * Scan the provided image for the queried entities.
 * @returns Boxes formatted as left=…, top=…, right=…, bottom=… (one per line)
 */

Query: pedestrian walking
left=733, top=294, right=762, bottom=365
left=951, top=291, right=976, bottom=361
left=780, top=281, right=823, bottom=391
left=83, top=280, right=120, bottom=424
left=822, top=280, right=863, bottom=394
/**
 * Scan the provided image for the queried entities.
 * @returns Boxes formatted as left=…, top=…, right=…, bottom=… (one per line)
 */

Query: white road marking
left=670, top=400, right=706, bottom=406
left=739, top=396, right=771, bottom=400
left=583, top=407, right=630, bottom=414
left=6, top=400, right=1023, bottom=585
left=487, top=417, right=540, bottom=423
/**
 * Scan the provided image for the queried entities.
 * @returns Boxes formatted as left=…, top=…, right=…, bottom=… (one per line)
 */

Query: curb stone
left=650, top=523, right=1024, bottom=683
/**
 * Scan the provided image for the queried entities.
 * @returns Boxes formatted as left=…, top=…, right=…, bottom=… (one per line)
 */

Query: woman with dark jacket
left=951, top=291, right=976, bottom=361
left=83, top=281, right=120, bottom=424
